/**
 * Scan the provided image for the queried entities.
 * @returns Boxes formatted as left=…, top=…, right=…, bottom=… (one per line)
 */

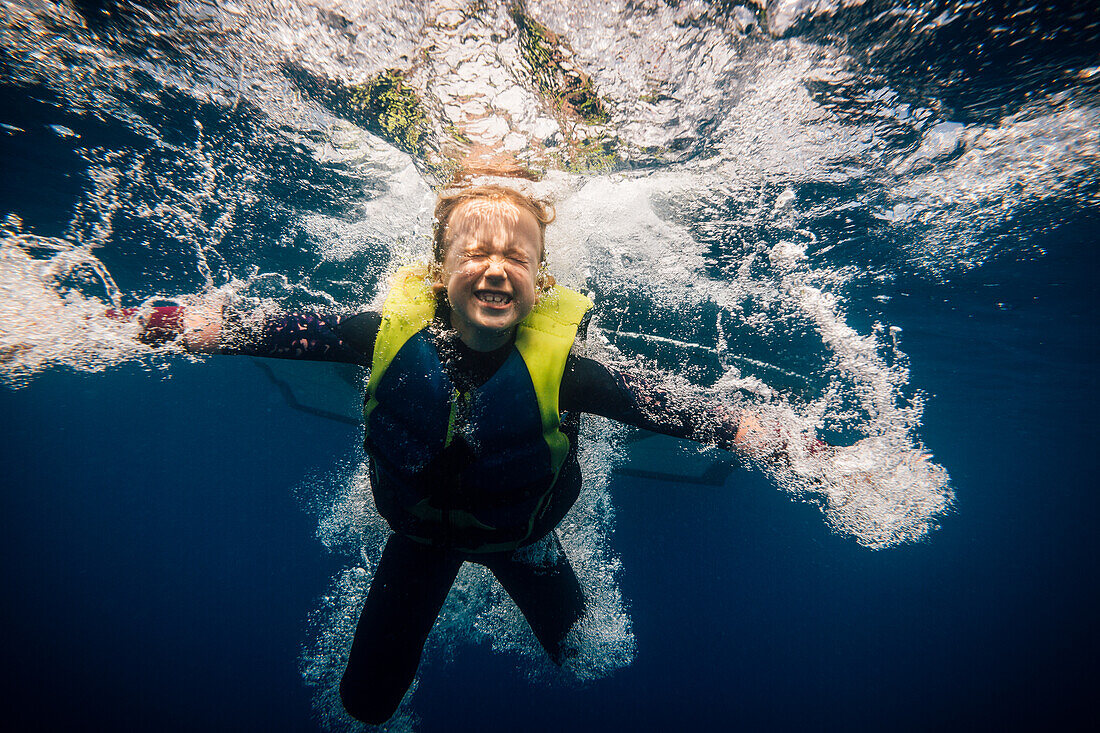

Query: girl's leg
left=481, top=533, right=586, bottom=664
left=339, top=534, right=463, bottom=724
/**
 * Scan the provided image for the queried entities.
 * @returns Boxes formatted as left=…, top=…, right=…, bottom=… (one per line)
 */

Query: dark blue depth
left=2, top=207, right=1097, bottom=731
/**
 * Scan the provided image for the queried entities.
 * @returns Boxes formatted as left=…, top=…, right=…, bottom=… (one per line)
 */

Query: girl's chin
left=473, top=319, right=516, bottom=333
left=458, top=309, right=508, bottom=329
left=472, top=307, right=516, bottom=325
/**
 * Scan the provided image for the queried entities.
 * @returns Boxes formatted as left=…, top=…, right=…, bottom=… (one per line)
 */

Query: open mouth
left=475, top=290, right=512, bottom=305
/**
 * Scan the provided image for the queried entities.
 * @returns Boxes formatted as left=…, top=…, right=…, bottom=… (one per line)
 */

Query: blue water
left=3, top=1, right=1098, bottom=731
left=3, top=226, right=1095, bottom=730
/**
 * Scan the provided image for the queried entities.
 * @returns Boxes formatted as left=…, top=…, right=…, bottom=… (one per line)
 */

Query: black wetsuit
left=228, top=309, right=742, bottom=723
left=236, top=310, right=743, bottom=446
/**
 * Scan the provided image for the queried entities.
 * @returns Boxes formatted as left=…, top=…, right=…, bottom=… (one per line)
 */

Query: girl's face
left=437, top=198, right=543, bottom=351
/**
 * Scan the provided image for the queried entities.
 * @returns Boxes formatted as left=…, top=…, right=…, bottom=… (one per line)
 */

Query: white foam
left=0, top=236, right=147, bottom=385
left=542, top=166, right=953, bottom=548
left=306, top=163, right=433, bottom=264
left=764, top=0, right=868, bottom=36
left=550, top=173, right=712, bottom=301
left=883, top=103, right=1100, bottom=273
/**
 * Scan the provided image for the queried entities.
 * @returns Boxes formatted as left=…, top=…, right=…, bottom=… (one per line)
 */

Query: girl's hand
left=732, top=408, right=831, bottom=465
left=733, top=409, right=766, bottom=448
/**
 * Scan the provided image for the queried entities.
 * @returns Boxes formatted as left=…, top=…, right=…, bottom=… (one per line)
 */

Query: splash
left=0, top=231, right=145, bottom=385
left=551, top=174, right=951, bottom=549
left=882, top=103, right=1100, bottom=274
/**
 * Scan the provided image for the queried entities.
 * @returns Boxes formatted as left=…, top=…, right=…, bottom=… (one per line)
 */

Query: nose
left=484, top=257, right=507, bottom=278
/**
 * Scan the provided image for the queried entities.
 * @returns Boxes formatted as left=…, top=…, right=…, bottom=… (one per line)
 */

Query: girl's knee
left=339, top=674, right=402, bottom=725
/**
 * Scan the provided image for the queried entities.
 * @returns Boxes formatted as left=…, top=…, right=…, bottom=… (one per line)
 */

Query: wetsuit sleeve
left=559, top=355, right=742, bottom=451
left=223, top=311, right=381, bottom=367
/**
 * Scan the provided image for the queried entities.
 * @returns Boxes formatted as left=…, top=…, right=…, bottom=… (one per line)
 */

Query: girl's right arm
left=227, top=311, right=379, bottom=366
left=118, top=299, right=380, bottom=367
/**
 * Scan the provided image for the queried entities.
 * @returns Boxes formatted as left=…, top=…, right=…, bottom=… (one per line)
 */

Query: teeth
left=479, top=292, right=510, bottom=304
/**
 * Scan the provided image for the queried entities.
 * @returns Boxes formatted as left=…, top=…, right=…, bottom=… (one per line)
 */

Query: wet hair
left=431, top=184, right=555, bottom=267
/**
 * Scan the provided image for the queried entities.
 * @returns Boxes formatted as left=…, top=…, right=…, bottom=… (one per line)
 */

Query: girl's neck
left=439, top=302, right=515, bottom=351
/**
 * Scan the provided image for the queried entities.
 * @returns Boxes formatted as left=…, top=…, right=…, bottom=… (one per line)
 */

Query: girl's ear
left=536, top=264, right=555, bottom=295
left=428, top=262, right=446, bottom=296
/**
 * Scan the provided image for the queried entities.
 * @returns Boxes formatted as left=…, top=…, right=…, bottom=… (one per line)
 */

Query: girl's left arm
left=560, top=355, right=828, bottom=463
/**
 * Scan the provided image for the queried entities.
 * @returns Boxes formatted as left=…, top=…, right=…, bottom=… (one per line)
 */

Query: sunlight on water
left=3, top=0, right=1098, bottom=728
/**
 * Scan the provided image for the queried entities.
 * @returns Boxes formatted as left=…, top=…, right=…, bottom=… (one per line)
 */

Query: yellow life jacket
left=363, top=266, right=592, bottom=552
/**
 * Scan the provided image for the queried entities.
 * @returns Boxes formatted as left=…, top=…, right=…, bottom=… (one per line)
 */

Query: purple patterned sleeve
left=226, top=312, right=378, bottom=367
left=561, top=356, right=742, bottom=450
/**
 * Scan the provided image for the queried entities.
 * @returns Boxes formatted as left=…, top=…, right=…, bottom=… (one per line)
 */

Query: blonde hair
left=431, top=185, right=555, bottom=267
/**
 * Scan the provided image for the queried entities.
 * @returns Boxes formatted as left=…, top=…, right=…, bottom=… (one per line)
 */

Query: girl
left=137, top=184, right=785, bottom=723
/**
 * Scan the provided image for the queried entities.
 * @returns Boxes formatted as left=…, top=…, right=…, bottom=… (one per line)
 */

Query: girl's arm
left=107, top=292, right=227, bottom=352
left=223, top=311, right=379, bottom=365
left=560, top=356, right=828, bottom=463
left=113, top=300, right=380, bottom=366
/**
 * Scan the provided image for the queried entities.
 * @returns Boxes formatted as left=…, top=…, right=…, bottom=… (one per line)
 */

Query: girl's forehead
left=450, top=197, right=526, bottom=227
left=446, top=198, right=541, bottom=243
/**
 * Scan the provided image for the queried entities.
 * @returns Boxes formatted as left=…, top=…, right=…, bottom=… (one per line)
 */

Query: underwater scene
left=1, top=0, right=1096, bottom=730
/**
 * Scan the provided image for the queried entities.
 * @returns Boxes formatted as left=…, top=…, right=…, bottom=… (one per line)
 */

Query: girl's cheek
left=506, top=263, right=533, bottom=279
